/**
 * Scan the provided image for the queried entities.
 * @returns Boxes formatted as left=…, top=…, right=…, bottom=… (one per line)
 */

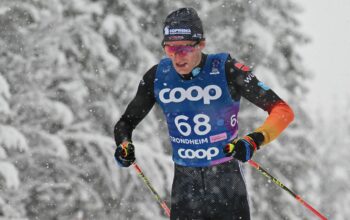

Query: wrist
left=121, top=140, right=131, bottom=146
left=246, top=132, right=264, bottom=150
left=242, top=136, right=257, bottom=152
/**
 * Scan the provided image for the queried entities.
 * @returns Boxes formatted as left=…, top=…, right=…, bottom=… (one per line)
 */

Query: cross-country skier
left=114, top=7, right=294, bottom=220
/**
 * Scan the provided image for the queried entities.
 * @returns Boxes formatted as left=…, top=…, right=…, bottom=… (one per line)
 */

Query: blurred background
left=0, top=0, right=349, bottom=219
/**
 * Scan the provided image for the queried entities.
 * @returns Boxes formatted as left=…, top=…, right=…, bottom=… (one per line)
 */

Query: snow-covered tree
left=0, top=0, right=170, bottom=219
left=309, top=96, right=350, bottom=220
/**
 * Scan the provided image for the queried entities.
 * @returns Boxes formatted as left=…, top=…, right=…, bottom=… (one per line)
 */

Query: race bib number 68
left=174, top=114, right=211, bottom=136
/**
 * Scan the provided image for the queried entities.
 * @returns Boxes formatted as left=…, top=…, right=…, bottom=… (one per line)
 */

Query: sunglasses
left=163, top=41, right=200, bottom=57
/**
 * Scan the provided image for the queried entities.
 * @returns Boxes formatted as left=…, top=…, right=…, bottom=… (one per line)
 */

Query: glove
left=114, top=141, right=136, bottom=167
left=223, top=132, right=264, bottom=162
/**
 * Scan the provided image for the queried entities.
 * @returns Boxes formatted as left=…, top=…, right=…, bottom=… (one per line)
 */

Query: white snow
left=0, top=97, right=10, bottom=115
left=0, top=161, right=20, bottom=189
left=50, top=101, right=74, bottom=126
left=0, top=0, right=348, bottom=219
left=0, top=74, right=10, bottom=99
left=0, top=125, right=29, bottom=152
left=0, top=146, right=7, bottom=159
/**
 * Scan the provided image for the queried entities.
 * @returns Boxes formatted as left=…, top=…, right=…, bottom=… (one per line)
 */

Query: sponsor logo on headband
left=168, top=28, right=191, bottom=35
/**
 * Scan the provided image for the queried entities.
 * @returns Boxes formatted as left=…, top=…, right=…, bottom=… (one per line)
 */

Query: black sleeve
left=114, top=65, right=157, bottom=145
left=225, top=57, right=284, bottom=113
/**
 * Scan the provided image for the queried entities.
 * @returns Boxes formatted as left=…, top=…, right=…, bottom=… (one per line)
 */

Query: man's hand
left=223, top=132, right=263, bottom=162
left=114, top=141, right=136, bottom=167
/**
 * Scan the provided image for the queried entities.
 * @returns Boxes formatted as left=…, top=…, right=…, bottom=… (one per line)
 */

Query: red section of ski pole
left=248, top=159, right=259, bottom=169
left=295, top=195, right=328, bottom=220
left=132, top=162, right=171, bottom=217
left=160, top=201, right=171, bottom=217
left=248, top=160, right=328, bottom=220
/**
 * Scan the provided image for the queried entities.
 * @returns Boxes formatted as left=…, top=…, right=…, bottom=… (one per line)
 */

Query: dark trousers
left=170, top=160, right=251, bottom=220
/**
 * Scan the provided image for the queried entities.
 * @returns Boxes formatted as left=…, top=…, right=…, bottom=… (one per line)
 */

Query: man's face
left=163, top=40, right=205, bottom=75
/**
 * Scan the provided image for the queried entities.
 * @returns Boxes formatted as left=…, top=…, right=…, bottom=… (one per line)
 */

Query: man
left=114, top=7, right=294, bottom=220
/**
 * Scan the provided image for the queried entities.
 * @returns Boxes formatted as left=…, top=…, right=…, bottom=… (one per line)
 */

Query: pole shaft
left=248, top=160, right=328, bottom=220
left=132, top=163, right=171, bottom=217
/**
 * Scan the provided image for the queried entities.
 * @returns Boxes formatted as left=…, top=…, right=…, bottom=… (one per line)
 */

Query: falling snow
left=0, top=0, right=349, bottom=219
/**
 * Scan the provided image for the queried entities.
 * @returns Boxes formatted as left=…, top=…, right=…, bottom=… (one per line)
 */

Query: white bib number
left=175, top=114, right=211, bottom=136
left=230, top=114, right=237, bottom=127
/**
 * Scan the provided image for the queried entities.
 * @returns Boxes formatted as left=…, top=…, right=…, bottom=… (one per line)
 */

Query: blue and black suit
left=115, top=53, right=286, bottom=220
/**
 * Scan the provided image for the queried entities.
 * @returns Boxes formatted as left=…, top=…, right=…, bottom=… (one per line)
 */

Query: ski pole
left=132, top=162, right=171, bottom=217
left=248, top=160, right=328, bottom=220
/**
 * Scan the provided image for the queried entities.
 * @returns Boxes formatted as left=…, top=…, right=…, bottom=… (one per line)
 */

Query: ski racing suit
left=115, top=53, right=294, bottom=220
